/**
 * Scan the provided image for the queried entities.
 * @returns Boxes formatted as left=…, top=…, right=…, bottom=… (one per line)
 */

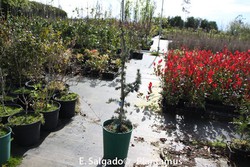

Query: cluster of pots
left=0, top=80, right=78, bottom=165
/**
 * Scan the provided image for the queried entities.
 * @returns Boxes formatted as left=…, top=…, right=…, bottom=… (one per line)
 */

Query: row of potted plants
left=76, top=49, right=145, bottom=80
left=0, top=79, right=78, bottom=164
left=152, top=47, right=250, bottom=163
left=154, top=48, right=249, bottom=119
left=77, top=49, right=121, bottom=80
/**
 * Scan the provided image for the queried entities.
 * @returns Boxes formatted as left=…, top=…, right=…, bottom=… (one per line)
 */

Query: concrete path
left=16, top=39, right=234, bottom=167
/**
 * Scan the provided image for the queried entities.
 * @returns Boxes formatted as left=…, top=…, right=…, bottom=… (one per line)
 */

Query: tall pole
left=157, top=0, right=164, bottom=55
left=119, top=0, right=125, bottom=125
left=121, top=0, right=124, bottom=22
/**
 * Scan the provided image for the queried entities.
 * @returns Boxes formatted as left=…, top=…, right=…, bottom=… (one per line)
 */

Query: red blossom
left=148, top=82, right=153, bottom=93
left=158, top=59, right=163, bottom=64
left=153, top=47, right=249, bottom=105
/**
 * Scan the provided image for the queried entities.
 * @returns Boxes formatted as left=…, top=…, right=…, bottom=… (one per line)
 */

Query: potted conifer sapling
left=102, top=2, right=141, bottom=165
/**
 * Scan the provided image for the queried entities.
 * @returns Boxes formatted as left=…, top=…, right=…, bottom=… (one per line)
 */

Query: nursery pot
left=53, top=94, right=77, bottom=119
left=101, top=71, right=117, bottom=81
left=40, top=102, right=61, bottom=131
left=0, top=104, right=23, bottom=124
left=25, top=80, right=46, bottom=90
left=227, top=142, right=250, bottom=163
left=131, top=52, right=143, bottom=60
left=8, top=112, right=42, bottom=146
left=0, top=127, right=11, bottom=165
left=103, top=119, right=133, bottom=166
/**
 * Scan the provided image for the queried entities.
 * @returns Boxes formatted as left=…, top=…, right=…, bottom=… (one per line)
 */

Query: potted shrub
left=8, top=112, right=44, bottom=146
left=102, top=2, right=141, bottom=165
left=129, top=49, right=143, bottom=60
left=53, top=92, right=78, bottom=119
left=0, top=123, right=11, bottom=165
left=25, top=79, right=47, bottom=90
left=33, top=100, right=60, bottom=131
left=83, top=52, right=109, bottom=78
left=101, top=58, right=121, bottom=80
left=103, top=57, right=141, bottom=165
left=47, top=80, right=69, bottom=95
left=32, top=89, right=61, bottom=131
left=10, top=87, right=33, bottom=110
left=126, top=24, right=143, bottom=60
left=227, top=98, right=250, bottom=163
left=227, top=138, right=250, bottom=165
left=2, top=29, right=44, bottom=88
left=0, top=104, right=23, bottom=124
left=0, top=68, right=23, bottom=123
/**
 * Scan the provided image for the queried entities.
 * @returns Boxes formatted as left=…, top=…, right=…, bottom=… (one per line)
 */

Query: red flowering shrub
left=155, top=48, right=250, bottom=108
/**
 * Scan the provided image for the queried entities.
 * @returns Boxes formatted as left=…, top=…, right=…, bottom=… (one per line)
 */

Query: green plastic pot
left=0, top=127, right=11, bottom=165
left=103, top=119, right=133, bottom=166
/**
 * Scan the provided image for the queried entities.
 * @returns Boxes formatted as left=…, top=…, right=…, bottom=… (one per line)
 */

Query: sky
left=31, top=0, right=250, bottom=30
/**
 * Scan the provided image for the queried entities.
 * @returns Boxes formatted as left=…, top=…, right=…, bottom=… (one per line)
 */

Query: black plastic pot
left=101, top=71, right=117, bottom=81
left=25, top=80, right=46, bottom=90
left=204, top=101, right=238, bottom=121
left=161, top=98, right=177, bottom=114
left=8, top=112, right=42, bottom=146
left=227, top=142, right=250, bottom=164
left=53, top=94, right=77, bottom=119
left=40, top=102, right=61, bottom=131
left=131, top=52, right=143, bottom=60
left=90, top=70, right=100, bottom=78
left=0, top=104, right=23, bottom=124
left=82, top=67, right=92, bottom=76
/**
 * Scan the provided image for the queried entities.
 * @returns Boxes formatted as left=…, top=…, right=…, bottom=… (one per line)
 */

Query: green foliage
left=0, top=0, right=67, bottom=19
left=2, top=0, right=28, bottom=7
left=0, top=15, right=148, bottom=83
left=72, top=19, right=121, bottom=52
left=31, top=87, right=57, bottom=112
left=55, top=92, right=78, bottom=101
left=33, top=102, right=58, bottom=113
left=185, top=16, right=200, bottom=29
left=0, top=105, right=23, bottom=117
left=28, top=1, right=67, bottom=18
left=0, top=129, right=7, bottom=137
left=208, top=140, right=227, bottom=149
left=227, top=15, right=250, bottom=41
left=12, top=87, right=32, bottom=95
left=0, top=96, right=16, bottom=102
left=168, top=16, right=184, bottom=29
left=8, top=112, right=44, bottom=125
left=0, top=124, right=8, bottom=137
left=2, top=156, right=22, bottom=167
left=0, top=21, right=44, bottom=84
left=234, top=98, right=250, bottom=140
left=231, top=139, right=250, bottom=151
left=47, top=81, right=68, bottom=93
